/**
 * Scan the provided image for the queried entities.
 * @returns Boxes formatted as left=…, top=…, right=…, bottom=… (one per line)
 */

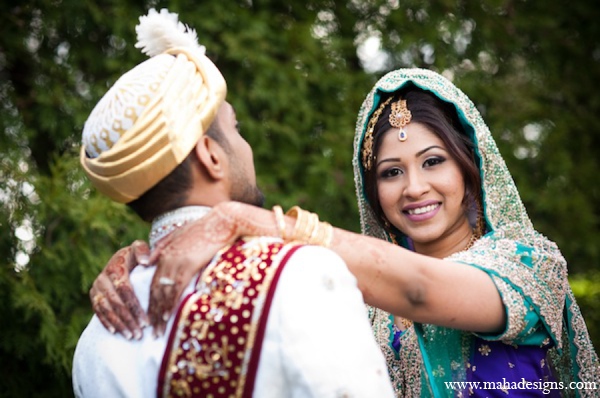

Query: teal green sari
left=353, top=69, right=600, bottom=397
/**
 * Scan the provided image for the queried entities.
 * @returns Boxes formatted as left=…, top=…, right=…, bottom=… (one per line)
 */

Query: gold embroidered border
left=159, top=238, right=300, bottom=397
left=567, top=290, right=600, bottom=397
left=369, top=306, right=423, bottom=397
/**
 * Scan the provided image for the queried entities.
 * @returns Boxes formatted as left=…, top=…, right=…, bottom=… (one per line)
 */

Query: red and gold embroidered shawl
left=157, top=238, right=302, bottom=397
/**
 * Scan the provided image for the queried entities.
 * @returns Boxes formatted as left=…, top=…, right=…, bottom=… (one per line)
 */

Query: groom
left=72, top=8, right=393, bottom=398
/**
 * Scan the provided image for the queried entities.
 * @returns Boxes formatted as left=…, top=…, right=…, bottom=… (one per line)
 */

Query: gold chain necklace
left=463, top=231, right=480, bottom=251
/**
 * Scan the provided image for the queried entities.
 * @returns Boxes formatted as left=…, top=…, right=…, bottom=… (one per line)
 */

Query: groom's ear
left=194, top=135, right=227, bottom=181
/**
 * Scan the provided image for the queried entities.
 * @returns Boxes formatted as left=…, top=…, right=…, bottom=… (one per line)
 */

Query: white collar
left=149, top=206, right=211, bottom=248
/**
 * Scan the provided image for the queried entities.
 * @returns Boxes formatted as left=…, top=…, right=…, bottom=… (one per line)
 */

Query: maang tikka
left=362, top=97, right=413, bottom=171
left=389, top=99, right=412, bottom=141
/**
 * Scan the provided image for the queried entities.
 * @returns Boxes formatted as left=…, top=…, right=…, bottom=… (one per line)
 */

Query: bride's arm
left=148, top=201, right=505, bottom=335
left=332, top=230, right=505, bottom=332
left=90, top=201, right=505, bottom=337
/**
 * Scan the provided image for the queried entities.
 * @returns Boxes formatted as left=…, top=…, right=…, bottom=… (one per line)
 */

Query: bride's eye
left=380, top=167, right=403, bottom=178
left=423, top=156, right=445, bottom=168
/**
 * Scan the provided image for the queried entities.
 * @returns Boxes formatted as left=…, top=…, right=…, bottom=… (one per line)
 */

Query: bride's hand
left=148, top=203, right=241, bottom=337
left=89, top=240, right=151, bottom=340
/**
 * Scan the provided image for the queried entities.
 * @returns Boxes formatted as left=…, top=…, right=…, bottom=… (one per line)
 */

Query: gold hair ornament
left=361, top=97, right=393, bottom=171
left=389, top=99, right=412, bottom=141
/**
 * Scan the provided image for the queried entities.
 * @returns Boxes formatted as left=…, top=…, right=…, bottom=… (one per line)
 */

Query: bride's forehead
left=378, top=123, right=446, bottom=153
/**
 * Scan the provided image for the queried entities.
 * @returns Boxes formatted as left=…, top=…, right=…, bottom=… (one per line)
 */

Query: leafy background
left=1, top=1, right=599, bottom=396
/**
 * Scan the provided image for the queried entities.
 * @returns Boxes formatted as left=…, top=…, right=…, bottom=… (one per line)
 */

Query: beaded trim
left=149, top=206, right=211, bottom=248
left=158, top=238, right=302, bottom=397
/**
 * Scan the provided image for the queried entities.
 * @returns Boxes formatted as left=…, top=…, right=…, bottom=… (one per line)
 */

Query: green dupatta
left=352, top=68, right=600, bottom=397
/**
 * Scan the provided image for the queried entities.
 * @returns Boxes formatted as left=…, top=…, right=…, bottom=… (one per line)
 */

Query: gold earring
left=381, top=218, right=399, bottom=245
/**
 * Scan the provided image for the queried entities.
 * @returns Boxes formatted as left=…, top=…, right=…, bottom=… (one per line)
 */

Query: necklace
left=463, top=231, right=479, bottom=251
left=149, top=206, right=211, bottom=248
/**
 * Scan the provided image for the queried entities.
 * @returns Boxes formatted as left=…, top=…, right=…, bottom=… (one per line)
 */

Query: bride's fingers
left=146, top=210, right=240, bottom=336
left=113, top=275, right=147, bottom=335
left=131, top=240, right=151, bottom=267
left=90, top=288, right=132, bottom=339
left=93, top=272, right=139, bottom=338
left=148, top=266, right=179, bottom=337
left=148, top=252, right=202, bottom=337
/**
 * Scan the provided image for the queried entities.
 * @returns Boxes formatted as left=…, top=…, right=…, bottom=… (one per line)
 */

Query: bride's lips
left=403, top=201, right=441, bottom=222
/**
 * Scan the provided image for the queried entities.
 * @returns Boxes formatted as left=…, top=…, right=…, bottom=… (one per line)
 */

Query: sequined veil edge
left=367, top=306, right=424, bottom=396
left=353, top=69, right=600, bottom=396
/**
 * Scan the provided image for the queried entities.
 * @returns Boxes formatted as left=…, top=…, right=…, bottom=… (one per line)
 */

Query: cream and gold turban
left=81, top=9, right=227, bottom=203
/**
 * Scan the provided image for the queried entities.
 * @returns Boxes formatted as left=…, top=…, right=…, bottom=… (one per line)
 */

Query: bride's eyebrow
left=376, top=145, right=448, bottom=168
left=416, top=145, right=445, bottom=157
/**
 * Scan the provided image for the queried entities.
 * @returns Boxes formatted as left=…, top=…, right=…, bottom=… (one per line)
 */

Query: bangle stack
left=272, top=205, right=286, bottom=240
left=271, top=205, right=333, bottom=248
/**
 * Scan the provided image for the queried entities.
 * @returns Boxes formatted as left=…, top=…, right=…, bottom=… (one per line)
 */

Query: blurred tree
left=1, top=1, right=598, bottom=396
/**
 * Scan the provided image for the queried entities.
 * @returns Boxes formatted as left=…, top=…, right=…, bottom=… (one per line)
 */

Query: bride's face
left=375, top=122, right=471, bottom=252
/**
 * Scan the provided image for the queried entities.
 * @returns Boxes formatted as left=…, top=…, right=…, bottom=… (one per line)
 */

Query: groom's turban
left=81, top=9, right=226, bottom=203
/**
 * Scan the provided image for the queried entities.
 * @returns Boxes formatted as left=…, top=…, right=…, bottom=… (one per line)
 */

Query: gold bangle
left=312, top=222, right=333, bottom=247
left=321, top=222, right=334, bottom=248
left=304, top=212, right=319, bottom=243
left=309, top=217, right=329, bottom=246
left=286, top=206, right=300, bottom=219
left=286, top=206, right=332, bottom=246
left=308, top=215, right=321, bottom=244
left=272, top=205, right=286, bottom=240
left=287, top=206, right=306, bottom=242
left=296, top=209, right=311, bottom=242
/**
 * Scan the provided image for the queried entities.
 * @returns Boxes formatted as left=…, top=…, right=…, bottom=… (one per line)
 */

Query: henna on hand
left=146, top=201, right=303, bottom=335
left=148, top=205, right=239, bottom=335
left=90, top=242, right=149, bottom=339
left=90, top=273, right=129, bottom=338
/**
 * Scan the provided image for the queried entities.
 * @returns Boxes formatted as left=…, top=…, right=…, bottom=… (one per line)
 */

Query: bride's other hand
left=89, top=241, right=151, bottom=340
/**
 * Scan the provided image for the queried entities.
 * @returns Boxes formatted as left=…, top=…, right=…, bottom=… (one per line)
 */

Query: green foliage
left=0, top=150, right=146, bottom=396
left=1, top=1, right=599, bottom=396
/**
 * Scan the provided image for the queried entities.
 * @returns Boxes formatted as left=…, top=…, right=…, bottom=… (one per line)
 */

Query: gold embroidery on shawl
left=160, top=238, right=300, bottom=397
left=450, top=235, right=567, bottom=347
left=398, top=326, right=423, bottom=397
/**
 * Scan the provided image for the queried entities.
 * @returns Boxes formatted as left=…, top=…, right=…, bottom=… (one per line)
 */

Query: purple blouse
left=393, top=328, right=561, bottom=397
